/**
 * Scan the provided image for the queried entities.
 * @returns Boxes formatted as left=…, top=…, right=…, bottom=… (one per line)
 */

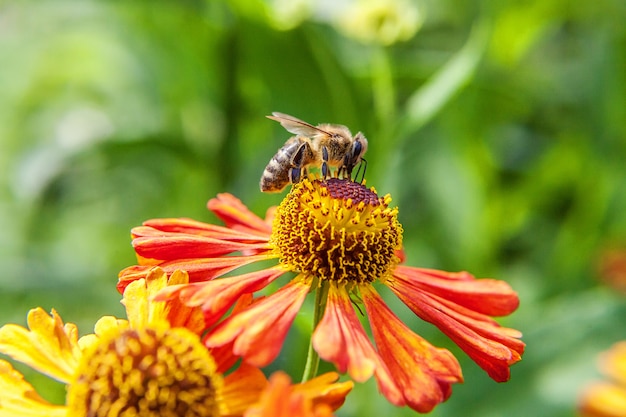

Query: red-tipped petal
left=208, top=193, right=273, bottom=237
left=117, top=265, right=153, bottom=293
left=118, top=254, right=277, bottom=293
left=209, top=339, right=240, bottom=375
left=156, top=266, right=286, bottom=327
left=391, top=271, right=525, bottom=382
left=205, top=280, right=310, bottom=367
left=131, top=231, right=269, bottom=260
left=394, top=266, right=519, bottom=316
left=141, top=217, right=268, bottom=242
left=312, top=284, right=405, bottom=407
left=362, top=286, right=463, bottom=413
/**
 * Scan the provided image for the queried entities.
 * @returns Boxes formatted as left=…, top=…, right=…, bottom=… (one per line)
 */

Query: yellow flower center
left=67, top=325, right=223, bottom=417
left=271, top=178, right=403, bottom=284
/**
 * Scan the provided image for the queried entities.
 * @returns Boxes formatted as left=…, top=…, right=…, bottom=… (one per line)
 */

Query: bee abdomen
left=259, top=139, right=302, bottom=192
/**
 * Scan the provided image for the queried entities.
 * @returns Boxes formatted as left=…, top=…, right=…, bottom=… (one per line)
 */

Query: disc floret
left=271, top=178, right=403, bottom=284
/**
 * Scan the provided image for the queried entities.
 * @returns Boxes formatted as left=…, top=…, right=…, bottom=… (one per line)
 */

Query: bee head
left=349, top=132, right=368, bottom=164
left=341, top=132, right=368, bottom=180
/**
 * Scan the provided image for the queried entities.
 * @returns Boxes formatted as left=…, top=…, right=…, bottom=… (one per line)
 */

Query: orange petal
left=141, top=217, right=268, bottom=242
left=312, top=284, right=405, bottom=407
left=244, top=371, right=349, bottom=417
left=391, top=273, right=524, bottom=382
left=117, top=265, right=153, bottom=293
left=159, top=270, right=206, bottom=334
left=154, top=254, right=277, bottom=281
left=293, top=372, right=354, bottom=412
left=205, top=280, right=310, bottom=367
left=207, top=294, right=254, bottom=374
left=208, top=193, right=273, bottom=237
left=243, top=372, right=310, bottom=417
left=156, top=266, right=286, bottom=326
left=394, top=266, right=519, bottom=316
left=117, top=254, right=277, bottom=293
left=362, top=286, right=463, bottom=413
left=264, top=206, right=277, bottom=225
left=131, top=232, right=269, bottom=260
left=220, top=363, right=269, bottom=417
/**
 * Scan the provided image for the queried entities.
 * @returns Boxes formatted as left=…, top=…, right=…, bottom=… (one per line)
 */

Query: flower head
left=579, top=341, right=626, bottom=417
left=120, top=177, right=525, bottom=413
left=0, top=268, right=351, bottom=416
left=336, top=0, right=423, bottom=46
left=272, top=178, right=402, bottom=285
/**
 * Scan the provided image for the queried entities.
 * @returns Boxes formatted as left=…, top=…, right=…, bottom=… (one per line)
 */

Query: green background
left=1, top=1, right=625, bottom=416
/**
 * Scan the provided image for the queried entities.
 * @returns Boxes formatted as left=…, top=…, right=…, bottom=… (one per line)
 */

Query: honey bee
left=260, top=112, right=368, bottom=193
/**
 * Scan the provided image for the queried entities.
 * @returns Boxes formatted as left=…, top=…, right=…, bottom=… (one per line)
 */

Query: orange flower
left=579, top=341, right=626, bottom=417
left=119, top=177, right=525, bottom=413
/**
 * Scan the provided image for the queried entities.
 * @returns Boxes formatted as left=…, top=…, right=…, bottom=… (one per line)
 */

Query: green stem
left=369, top=46, right=396, bottom=184
left=301, top=280, right=329, bottom=383
left=372, top=46, right=395, bottom=130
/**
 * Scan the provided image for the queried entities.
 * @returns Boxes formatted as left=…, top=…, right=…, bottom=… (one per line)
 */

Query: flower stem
left=372, top=46, right=396, bottom=127
left=301, top=280, right=329, bottom=382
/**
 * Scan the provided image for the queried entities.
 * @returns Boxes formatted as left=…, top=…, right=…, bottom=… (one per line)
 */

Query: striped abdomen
left=260, top=137, right=308, bottom=192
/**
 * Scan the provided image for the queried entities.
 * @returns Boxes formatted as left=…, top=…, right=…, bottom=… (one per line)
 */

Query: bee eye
left=351, top=141, right=362, bottom=161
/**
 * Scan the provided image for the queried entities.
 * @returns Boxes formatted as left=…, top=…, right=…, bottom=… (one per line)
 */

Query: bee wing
left=267, top=112, right=329, bottom=137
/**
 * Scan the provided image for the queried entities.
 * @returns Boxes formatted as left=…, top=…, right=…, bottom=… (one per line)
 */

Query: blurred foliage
left=1, top=0, right=625, bottom=415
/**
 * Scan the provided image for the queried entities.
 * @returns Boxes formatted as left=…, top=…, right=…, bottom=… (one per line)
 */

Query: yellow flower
left=0, top=269, right=263, bottom=416
left=336, top=0, right=423, bottom=46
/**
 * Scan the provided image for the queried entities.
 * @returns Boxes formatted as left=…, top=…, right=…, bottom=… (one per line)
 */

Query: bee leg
left=337, top=164, right=346, bottom=179
left=289, top=167, right=301, bottom=183
left=289, top=142, right=309, bottom=184
left=321, top=146, right=329, bottom=178
left=354, top=158, right=367, bottom=184
left=340, top=152, right=354, bottom=180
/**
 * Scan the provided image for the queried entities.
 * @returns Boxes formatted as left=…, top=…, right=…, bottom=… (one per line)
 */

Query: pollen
left=67, top=325, right=223, bottom=417
left=271, top=178, right=403, bottom=284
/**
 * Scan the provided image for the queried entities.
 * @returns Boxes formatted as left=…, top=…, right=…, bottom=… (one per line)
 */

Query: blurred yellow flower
left=336, top=0, right=423, bottom=45
left=267, top=0, right=312, bottom=30
left=579, top=341, right=626, bottom=417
